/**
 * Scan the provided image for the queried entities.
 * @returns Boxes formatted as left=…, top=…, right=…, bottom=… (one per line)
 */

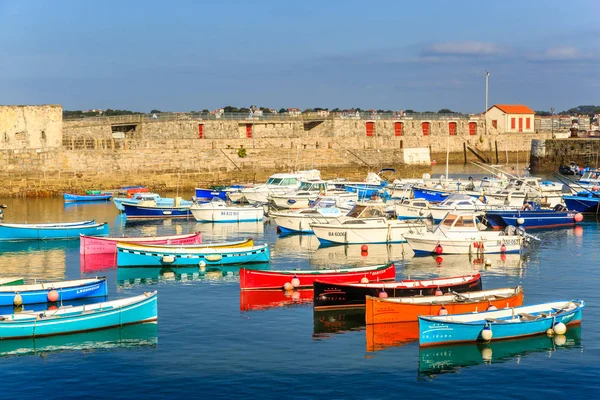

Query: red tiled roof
left=489, top=104, right=535, bottom=114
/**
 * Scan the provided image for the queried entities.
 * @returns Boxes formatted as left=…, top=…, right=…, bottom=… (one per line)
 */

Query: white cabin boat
left=310, top=203, right=426, bottom=244
left=403, top=211, right=525, bottom=255
left=268, top=180, right=354, bottom=209
left=190, top=198, right=264, bottom=222
left=270, top=195, right=356, bottom=234
left=237, top=170, right=321, bottom=205
left=484, top=178, right=565, bottom=207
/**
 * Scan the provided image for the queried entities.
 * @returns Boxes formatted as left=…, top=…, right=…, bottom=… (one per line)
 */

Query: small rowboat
left=418, top=300, right=585, bottom=347
left=0, top=291, right=157, bottom=340
left=239, top=263, right=396, bottom=291
left=365, top=286, right=524, bottom=324
left=117, top=242, right=270, bottom=267
left=80, top=232, right=203, bottom=254
left=0, top=277, right=24, bottom=286
left=63, top=193, right=113, bottom=202
left=123, top=200, right=192, bottom=219
left=0, top=277, right=108, bottom=306
left=0, top=220, right=109, bottom=241
left=313, top=274, right=482, bottom=310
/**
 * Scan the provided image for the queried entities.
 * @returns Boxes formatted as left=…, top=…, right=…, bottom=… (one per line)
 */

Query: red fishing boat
left=313, top=273, right=482, bottom=310
left=240, top=263, right=396, bottom=291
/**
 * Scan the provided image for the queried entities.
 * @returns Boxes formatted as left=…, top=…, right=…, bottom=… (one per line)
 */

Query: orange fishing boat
left=365, top=286, right=524, bottom=324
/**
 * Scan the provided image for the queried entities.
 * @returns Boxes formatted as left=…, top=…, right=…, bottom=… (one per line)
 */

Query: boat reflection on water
left=118, top=263, right=270, bottom=287
left=418, top=325, right=582, bottom=380
left=80, top=253, right=117, bottom=273
left=311, top=243, right=409, bottom=268
left=270, top=234, right=320, bottom=266
left=313, top=308, right=366, bottom=339
left=0, top=241, right=71, bottom=280
left=400, top=252, right=526, bottom=278
left=193, top=221, right=265, bottom=241
left=0, top=322, right=157, bottom=359
left=240, top=289, right=313, bottom=312
left=366, top=322, right=419, bottom=353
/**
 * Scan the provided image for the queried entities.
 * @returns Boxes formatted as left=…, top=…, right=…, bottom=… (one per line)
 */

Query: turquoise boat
left=0, top=322, right=157, bottom=358
left=63, top=193, right=112, bottom=202
left=418, top=325, right=581, bottom=379
left=116, top=242, right=271, bottom=267
left=0, top=220, right=109, bottom=241
left=419, top=300, right=585, bottom=347
left=0, top=291, right=157, bottom=339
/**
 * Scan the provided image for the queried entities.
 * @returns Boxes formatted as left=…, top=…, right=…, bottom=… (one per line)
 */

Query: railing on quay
left=63, top=112, right=482, bottom=124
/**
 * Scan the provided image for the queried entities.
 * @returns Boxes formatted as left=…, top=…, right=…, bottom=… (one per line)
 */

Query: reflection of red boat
left=240, top=263, right=396, bottom=290
left=240, top=289, right=313, bottom=311
left=80, top=253, right=117, bottom=273
left=366, top=322, right=419, bottom=353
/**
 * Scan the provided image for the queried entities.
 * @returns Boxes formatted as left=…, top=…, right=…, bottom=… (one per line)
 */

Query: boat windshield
left=441, top=214, right=458, bottom=227
left=267, top=178, right=283, bottom=185
left=280, top=178, right=298, bottom=186
left=453, top=215, right=476, bottom=228
left=358, top=206, right=385, bottom=218
left=298, top=182, right=313, bottom=190
left=346, top=205, right=366, bottom=218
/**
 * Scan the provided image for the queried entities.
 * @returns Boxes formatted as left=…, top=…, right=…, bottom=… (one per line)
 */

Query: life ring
left=522, top=203, right=533, bottom=211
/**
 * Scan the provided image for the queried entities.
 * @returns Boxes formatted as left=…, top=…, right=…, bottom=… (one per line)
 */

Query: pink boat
left=80, top=232, right=202, bottom=255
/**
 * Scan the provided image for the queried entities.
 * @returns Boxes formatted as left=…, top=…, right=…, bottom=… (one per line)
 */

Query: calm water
left=0, top=181, right=599, bottom=399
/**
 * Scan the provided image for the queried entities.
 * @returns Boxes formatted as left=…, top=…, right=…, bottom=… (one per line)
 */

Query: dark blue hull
left=412, top=187, right=452, bottom=203
left=486, top=210, right=577, bottom=229
left=195, top=188, right=227, bottom=201
left=563, top=195, right=600, bottom=213
left=123, top=203, right=192, bottom=219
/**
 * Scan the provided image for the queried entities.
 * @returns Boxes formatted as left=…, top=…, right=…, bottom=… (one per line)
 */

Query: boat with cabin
left=190, top=198, right=264, bottom=222
left=232, top=170, right=321, bottom=205
left=114, top=193, right=194, bottom=212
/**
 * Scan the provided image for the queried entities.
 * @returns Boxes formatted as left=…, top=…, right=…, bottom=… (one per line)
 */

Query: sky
left=1, top=0, right=599, bottom=113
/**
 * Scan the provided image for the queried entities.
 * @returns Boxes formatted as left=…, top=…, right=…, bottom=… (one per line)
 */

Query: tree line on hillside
left=63, top=104, right=600, bottom=118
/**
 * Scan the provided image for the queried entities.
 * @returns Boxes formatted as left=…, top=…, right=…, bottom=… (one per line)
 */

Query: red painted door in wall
left=366, top=122, right=374, bottom=136
left=448, top=122, right=457, bottom=135
left=511, top=118, right=516, bottom=130
left=422, top=122, right=430, bottom=136
left=468, top=122, right=477, bottom=135
left=518, top=118, right=523, bottom=132
left=198, top=124, right=203, bottom=139
left=246, top=124, right=253, bottom=138
left=394, top=122, right=403, bottom=136
left=526, top=118, right=530, bottom=130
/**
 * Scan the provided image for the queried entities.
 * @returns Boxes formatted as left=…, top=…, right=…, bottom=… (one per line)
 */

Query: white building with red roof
left=485, top=104, right=535, bottom=133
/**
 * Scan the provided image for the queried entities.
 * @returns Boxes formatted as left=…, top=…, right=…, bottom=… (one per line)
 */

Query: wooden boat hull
left=80, top=232, right=203, bottom=254
left=0, top=292, right=157, bottom=340
left=239, top=263, right=396, bottom=290
left=365, top=287, right=524, bottom=324
left=123, top=203, right=192, bottom=219
left=117, top=243, right=270, bottom=267
left=0, top=278, right=108, bottom=306
left=63, top=193, right=112, bottom=202
left=313, top=274, right=483, bottom=310
left=0, top=221, right=109, bottom=241
left=418, top=300, right=585, bottom=347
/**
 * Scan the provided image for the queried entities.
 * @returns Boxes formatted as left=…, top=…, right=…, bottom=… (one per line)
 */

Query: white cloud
left=426, top=41, right=504, bottom=56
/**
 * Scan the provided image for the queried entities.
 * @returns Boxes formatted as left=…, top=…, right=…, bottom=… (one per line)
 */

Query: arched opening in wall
left=198, top=124, right=204, bottom=139
left=469, top=122, right=477, bottom=135
left=366, top=121, right=374, bottom=137
left=448, top=122, right=457, bottom=135
left=246, top=124, right=253, bottom=138
left=394, top=122, right=403, bottom=136
left=422, top=122, right=430, bottom=136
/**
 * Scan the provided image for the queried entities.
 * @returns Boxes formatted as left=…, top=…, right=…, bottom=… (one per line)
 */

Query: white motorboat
left=237, top=170, right=321, bottom=205
left=270, top=195, right=356, bottom=234
left=403, top=211, right=526, bottom=255
left=310, top=203, right=426, bottom=244
left=190, top=198, right=264, bottom=222
left=268, top=180, right=355, bottom=209
left=484, top=178, right=565, bottom=207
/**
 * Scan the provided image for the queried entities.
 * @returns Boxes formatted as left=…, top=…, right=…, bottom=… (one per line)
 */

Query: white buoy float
left=378, top=290, right=388, bottom=299
left=516, top=217, right=525, bottom=225
left=162, top=255, right=175, bottom=264
left=487, top=305, right=497, bottom=311
left=553, top=322, right=567, bottom=335
left=438, top=306, right=448, bottom=316
left=291, top=276, right=300, bottom=288
left=360, top=277, right=369, bottom=284
left=480, top=325, right=493, bottom=341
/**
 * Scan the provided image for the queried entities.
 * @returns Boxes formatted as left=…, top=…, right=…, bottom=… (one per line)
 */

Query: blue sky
left=1, top=0, right=599, bottom=113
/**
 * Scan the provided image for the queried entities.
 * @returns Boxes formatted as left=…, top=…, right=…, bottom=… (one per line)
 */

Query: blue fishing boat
left=194, top=186, right=244, bottom=201
left=0, top=277, right=107, bottom=306
left=122, top=200, right=192, bottom=219
left=412, top=186, right=453, bottom=203
left=114, top=193, right=194, bottom=212
left=485, top=207, right=581, bottom=230
left=418, top=300, right=584, bottom=347
left=63, top=193, right=112, bottom=202
left=562, top=191, right=600, bottom=213
left=0, top=220, right=109, bottom=241
left=117, top=242, right=271, bottom=267
left=0, top=291, right=157, bottom=340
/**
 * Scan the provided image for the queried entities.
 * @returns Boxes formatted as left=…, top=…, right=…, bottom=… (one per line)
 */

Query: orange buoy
left=47, top=290, right=59, bottom=302
left=574, top=213, right=583, bottom=223
left=361, top=244, right=368, bottom=252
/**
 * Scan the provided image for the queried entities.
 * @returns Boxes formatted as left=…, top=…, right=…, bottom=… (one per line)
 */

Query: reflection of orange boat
left=240, top=289, right=313, bottom=311
left=366, top=322, right=419, bottom=352
left=365, top=287, right=524, bottom=324
left=80, top=253, right=117, bottom=273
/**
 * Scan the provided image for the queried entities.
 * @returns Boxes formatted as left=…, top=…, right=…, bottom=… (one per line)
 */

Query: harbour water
left=0, top=173, right=599, bottom=399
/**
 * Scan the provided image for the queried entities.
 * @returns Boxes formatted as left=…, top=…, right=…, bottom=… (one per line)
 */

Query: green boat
left=0, top=277, right=24, bottom=286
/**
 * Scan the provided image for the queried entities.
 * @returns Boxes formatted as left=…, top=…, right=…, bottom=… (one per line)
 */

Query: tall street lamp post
left=485, top=71, right=490, bottom=134
left=551, top=108, right=555, bottom=137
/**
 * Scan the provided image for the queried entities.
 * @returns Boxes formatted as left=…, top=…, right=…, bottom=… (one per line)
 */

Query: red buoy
left=574, top=213, right=583, bottom=223
left=361, top=244, right=369, bottom=252
left=47, top=290, right=59, bottom=302
left=500, top=243, right=507, bottom=253
left=435, top=256, right=443, bottom=264
left=435, top=244, right=443, bottom=255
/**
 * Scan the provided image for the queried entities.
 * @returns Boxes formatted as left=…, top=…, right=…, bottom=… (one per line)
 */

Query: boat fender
left=546, top=328, right=555, bottom=336
left=360, top=277, right=369, bottom=284
left=574, top=213, right=583, bottom=223
left=553, top=322, right=567, bottom=335
left=435, top=244, right=443, bottom=255
left=13, top=293, right=22, bottom=307
left=161, top=255, right=176, bottom=264
left=47, top=290, right=59, bottom=302
left=480, top=325, right=493, bottom=341
left=378, top=289, right=388, bottom=299
left=487, top=304, right=497, bottom=311
left=291, top=276, right=300, bottom=288
left=434, top=287, right=443, bottom=296
left=199, top=261, right=206, bottom=268
left=500, top=243, right=507, bottom=253
left=283, top=282, right=294, bottom=291
left=516, top=217, right=525, bottom=225
left=438, top=306, right=448, bottom=316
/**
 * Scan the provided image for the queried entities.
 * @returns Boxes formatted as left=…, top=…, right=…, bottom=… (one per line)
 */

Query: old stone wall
left=530, top=138, right=600, bottom=172
left=0, top=105, right=62, bottom=150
